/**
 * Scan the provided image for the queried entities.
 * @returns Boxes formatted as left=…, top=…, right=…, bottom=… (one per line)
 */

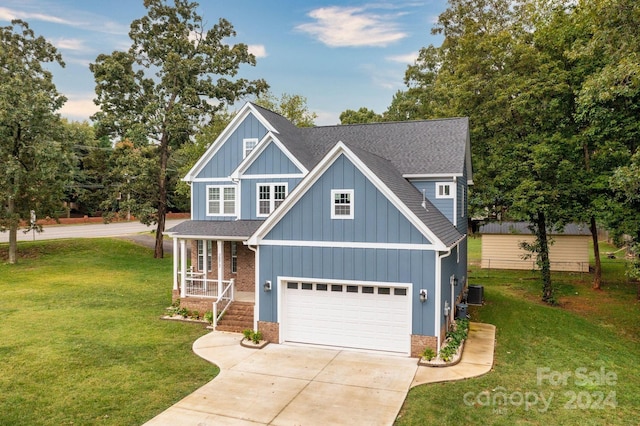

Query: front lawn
left=0, top=239, right=218, bottom=425
left=397, top=238, right=640, bottom=425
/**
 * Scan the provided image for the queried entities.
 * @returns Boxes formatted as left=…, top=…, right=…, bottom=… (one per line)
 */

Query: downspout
left=435, top=247, right=453, bottom=355
left=247, top=243, right=259, bottom=331
left=453, top=176, right=458, bottom=228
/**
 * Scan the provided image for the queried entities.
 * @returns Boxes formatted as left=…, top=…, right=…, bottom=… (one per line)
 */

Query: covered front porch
left=164, top=220, right=264, bottom=324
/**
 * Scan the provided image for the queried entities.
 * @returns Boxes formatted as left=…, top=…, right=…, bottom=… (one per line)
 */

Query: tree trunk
left=154, top=134, right=170, bottom=259
left=536, top=212, right=554, bottom=304
left=590, top=216, right=602, bottom=290
left=8, top=197, right=17, bottom=264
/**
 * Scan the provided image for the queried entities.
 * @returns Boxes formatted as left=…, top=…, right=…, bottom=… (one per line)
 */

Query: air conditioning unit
left=467, top=285, right=484, bottom=305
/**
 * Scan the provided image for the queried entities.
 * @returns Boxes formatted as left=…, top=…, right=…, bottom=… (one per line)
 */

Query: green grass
left=397, top=237, right=640, bottom=425
left=0, top=239, right=218, bottom=425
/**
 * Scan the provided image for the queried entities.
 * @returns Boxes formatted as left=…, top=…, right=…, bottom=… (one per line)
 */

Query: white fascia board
left=260, top=239, right=438, bottom=250
left=248, top=141, right=447, bottom=250
left=230, top=133, right=309, bottom=180
left=184, top=102, right=277, bottom=182
left=403, top=173, right=462, bottom=179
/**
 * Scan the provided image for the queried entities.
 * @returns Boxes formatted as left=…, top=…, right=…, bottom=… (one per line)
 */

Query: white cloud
left=59, top=94, right=99, bottom=122
left=295, top=6, right=407, bottom=47
left=0, top=6, right=128, bottom=36
left=248, top=44, right=267, bottom=58
left=386, top=52, right=419, bottom=64
left=53, top=38, right=88, bottom=52
left=0, top=6, right=71, bottom=25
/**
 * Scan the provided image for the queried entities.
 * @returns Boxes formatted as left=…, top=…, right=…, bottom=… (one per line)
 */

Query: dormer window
left=436, top=183, right=454, bottom=199
left=243, top=138, right=258, bottom=158
left=331, top=189, right=354, bottom=219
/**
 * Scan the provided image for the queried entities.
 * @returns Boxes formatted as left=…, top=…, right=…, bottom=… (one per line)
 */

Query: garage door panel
left=283, top=281, right=411, bottom=354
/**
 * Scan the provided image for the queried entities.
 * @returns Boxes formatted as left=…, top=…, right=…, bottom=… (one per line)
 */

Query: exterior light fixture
left=419, top=289, right=427, bottom=303
left=264, top=280, right=272, bottom=292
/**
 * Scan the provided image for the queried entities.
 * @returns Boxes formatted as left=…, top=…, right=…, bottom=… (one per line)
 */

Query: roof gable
left=184, top=103, right=277, bottom=181
left=231, top=133, right=307, bottom=179
left=248, top=142, right=463, bottom=249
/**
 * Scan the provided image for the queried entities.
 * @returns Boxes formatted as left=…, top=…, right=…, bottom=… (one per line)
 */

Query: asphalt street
left=0, top=219, right=186, bottom=244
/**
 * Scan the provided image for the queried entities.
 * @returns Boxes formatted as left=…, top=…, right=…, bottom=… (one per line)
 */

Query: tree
left=254, top=92, right=317, bottom=127
left=91, top=0, right=268, bottom=258
left=404, top=0, right=582, bottom=303
left=339, top=107, right=382, bottom=124
left=62, top=120, right=112, bottom=216
left=567, top=0, right=640, bottom=289
left=0, top=20, right=72, bottom=264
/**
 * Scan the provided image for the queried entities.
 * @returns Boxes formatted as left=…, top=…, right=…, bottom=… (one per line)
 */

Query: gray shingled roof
left=479, top=222, right=591, bottom=236
left=345, top=144, right=464, bottom=247
left=250, top=102, right=469, bottom=176
left=248, top=103, right=469, bottom=248
left=165, top=220, right=264, bottom=239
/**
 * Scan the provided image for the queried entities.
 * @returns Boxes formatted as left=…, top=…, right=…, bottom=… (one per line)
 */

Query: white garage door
left=282, top=280, right=411, bottom=354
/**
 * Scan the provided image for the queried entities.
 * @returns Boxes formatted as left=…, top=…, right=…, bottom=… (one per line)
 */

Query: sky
left=1, top=0, right=447, bottom=125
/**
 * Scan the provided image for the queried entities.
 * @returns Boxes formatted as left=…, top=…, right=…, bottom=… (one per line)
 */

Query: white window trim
left=243, top=138, right=258, bottom=159
left=436, top=182, right=454, bottom=199
left=206, top=185, right=237, bottom=216
left=256, top=182, right=288, bottom=218
left=230, top=241, right=238, bottom=274
left=197, top=240, right=213, bottom=272
left=331, top=189, right=354, bottom=220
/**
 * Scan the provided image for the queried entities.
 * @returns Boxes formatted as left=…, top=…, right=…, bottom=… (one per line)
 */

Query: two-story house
left=165, top=102, right=472, bottom=357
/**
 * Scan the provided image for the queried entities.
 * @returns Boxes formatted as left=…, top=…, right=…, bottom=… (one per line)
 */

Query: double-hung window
left=197, top=240, right=213, bottom=272
left=230, top=242, right=238, bottom=273
left=331, top=189, right=354, bottom=219
left=207, top=185, right=236, bottom=216
left=243, top=138, right=258, bottom=158
left=436, top=182, right=454, bottom=199
left=257, top=183, right=287, bottom=217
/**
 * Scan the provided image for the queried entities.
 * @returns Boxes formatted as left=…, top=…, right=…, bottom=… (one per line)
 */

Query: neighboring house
left=165, top=102, right=472, bottom=357
left=479, top=222, right=590, bottom=273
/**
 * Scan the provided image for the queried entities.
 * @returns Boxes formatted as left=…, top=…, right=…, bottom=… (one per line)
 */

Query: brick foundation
left=176, top=297, right=215, bottom=315
left=411, top=335, right=438, bottom=358
left=257, top=321, right=279, bottom=343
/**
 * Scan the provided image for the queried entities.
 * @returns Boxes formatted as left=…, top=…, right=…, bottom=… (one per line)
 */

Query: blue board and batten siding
left=194, top=114, right=268, bottom=179
left=410, top=180, right=455, bottom=225
left=259, top=246, right=437, bottom=336
left=244, top=141, right=302, bottom=176
left=258, top=153, right=438, bottom=336
left=264, top=155, right=432, bottom=244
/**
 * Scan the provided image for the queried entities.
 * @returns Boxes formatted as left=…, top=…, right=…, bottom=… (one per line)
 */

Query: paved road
left=0, top=219, right=187, bottom=243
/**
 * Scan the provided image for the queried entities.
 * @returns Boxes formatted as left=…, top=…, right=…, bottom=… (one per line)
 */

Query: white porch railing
left=179, top=269, right=234, bottom=298
left=213, top=278, right=235, bottom=330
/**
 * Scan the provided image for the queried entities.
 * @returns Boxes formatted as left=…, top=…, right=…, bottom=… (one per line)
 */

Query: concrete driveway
left=144, top=332, right=419, bottom=425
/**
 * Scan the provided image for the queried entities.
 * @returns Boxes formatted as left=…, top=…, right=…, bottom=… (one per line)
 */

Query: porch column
left=217, top=240, right=224, bottom=296
left=172, top=237, right=178, bottom=291
left=202, top=239, right=208, bottom=291
left=180, top=239, right=187, bottom=298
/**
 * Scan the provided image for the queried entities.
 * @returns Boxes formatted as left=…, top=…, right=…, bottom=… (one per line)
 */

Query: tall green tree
left=91, top=0, right=268, bottom=258
left=404, top=0, right=581, bottom=303
left=568, top=0, right=640, bottom=289
left=0, top=20, right=72, bottom=264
